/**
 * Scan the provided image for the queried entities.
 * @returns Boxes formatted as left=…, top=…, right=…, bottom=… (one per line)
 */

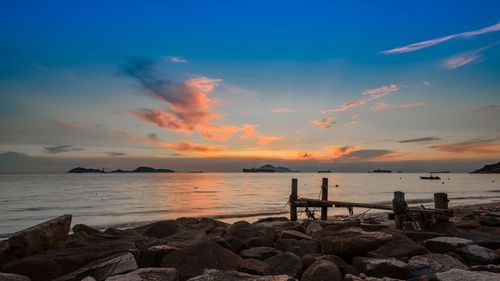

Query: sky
left=1, top=1, right=500, bottom=172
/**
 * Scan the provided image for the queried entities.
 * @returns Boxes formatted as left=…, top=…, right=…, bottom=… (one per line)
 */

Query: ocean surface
left=1, top=172, right=500, bottom=238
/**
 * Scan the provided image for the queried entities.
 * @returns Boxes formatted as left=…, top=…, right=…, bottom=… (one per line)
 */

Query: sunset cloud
left=43, top=145, right=84, bottom=154
left=442, top=42, right=498, bottom=69
left=381, top=22, right=500, bottom=54
left=371, top=102, right=424, bottom=111
left=56, top=122, right=85, bottom=129
left=398, top=137, right=441, bottom=143
left=430, top=137, right=500, bottom=154
left=256, top=135, right=281, bottom=145
left=106, top=152, right=127, bottom=156
left=311, top=117, right=336, bottom=128
left=271, top=108, right=306, bottom=113
left=323, top=84, right=400, bottom=113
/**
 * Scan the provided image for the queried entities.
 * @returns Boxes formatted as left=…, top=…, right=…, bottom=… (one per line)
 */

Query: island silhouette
left=68, top=166, right=174, bottom=173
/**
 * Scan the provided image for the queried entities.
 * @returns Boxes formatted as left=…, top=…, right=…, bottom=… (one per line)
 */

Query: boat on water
left=372, top=169, right=392, bottom=173
left=420, top=175, right=441, bottom=180
left=317, top=170, right=332, bottom=173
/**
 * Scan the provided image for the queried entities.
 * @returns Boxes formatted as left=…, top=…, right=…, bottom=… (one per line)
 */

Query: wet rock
left=352, top=257, right=408, bottom=280
left=140, top=220, right=179, bottom=238
left=274, top=238, right=319, bottom=257
left=423, top=237, right=474, bottom=253
left=239, top=258, right=270, bottom=275
left=105, top=268, right=179, bottom=281
left=53, top=252, right=138, bottom=281
left=239, top=247, right=282, bottom=260
left=278, top=230, right=312, bottom=240
left=408, top=253, right=468, bottom=279
left=224, top=222, right=276, bottom=247
left=301, top=260, right=343, bottom=281
left=141, top=245, right=180, bottom=267
left=317, top=227, right=392, bottom=257
left=186, top=269, right=296, bottom=281
left=160, top=241, right=242, bottom=280
left=457, top=244, right=499, bottom=265
left=0, top=273, right=31, bottom=281
left=471, top=264, right=500, bottom=273
left=7, top=214, right=72, bottom=258
left=367, top=233, right=428, bottom=258
left=264, top=251, right=302, bottom=278
left=436, top=268, right=500, bottom=281
left=72, top=224, right=101, bottom=236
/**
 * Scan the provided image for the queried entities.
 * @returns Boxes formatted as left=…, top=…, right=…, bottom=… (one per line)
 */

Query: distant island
left=243, top=164, right=299, bottom=173
left=68, top=166, right=174, bottom=173
left=472, top=161, right=500, bottom=174
left=372, top=169, right=392, bottom=173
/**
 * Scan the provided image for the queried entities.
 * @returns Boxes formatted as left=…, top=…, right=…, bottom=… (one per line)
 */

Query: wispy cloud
left=371, top=102, right=424, bottom=112
left=311, top=117, right=336, bottom=128
left=271, top=108, right=306, bottom=113
left=106, top=152, right=127, bottom=156
left=381, top=22, right=500, bottom=54
left=398, top=137, right=441, bottom=143
left=256, top=135, right=281, bottom=145
left=430, top=136, right=500, bottom=153
left=56, top=122, right=85, bottom=129
left=165, top=56, right=187, bottom=63
left=43, top=145, right=84, bottom=154
left=322, top=84, right=400, bottom=113
left=442, top=42, right=498, bottom=69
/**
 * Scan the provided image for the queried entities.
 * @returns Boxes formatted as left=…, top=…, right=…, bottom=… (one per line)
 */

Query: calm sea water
left=1, top=173, right=500, bottom=238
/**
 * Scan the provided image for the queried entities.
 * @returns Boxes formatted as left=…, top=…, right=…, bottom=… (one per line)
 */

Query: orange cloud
left=56, top=122, right=85, bottom=129
left=311, top=117, right=336, bottom=128
left=430, top=138, right=500, bottom=154
left=371, top=102, right=424, bottom=112
left=322, top=84, right=400, bottom=113
left=256, top=135, right=282, bottom=145
left=271, top=108, right=306, bottom=113
left=327, top=145, right=361, bottom=159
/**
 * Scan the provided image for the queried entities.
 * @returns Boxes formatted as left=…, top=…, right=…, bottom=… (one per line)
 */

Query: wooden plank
left=321, top=178, right=328, bottom=220
left=290, top=178, right=298, bottom=221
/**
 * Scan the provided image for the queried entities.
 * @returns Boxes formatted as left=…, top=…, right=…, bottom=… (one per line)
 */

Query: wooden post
left=321, top=178, right=328, bottom=220
left=392, top=191, right=407, bottom=229
left=290, top=178, right=298, bottom=221
left=434, top=193, right=449, bottom=209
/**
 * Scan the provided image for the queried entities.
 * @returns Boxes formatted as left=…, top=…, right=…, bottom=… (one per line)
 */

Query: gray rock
left=141, top=245, right=180, bottom=267
left=264, top=252, right=302, bottom=278
left=53, top=252, right=138, bottom=281
left=344, top=274, right=403, bottom=281
left=305, top=221, right=323, bottom=236
left=141, top=220, right=179, bottom=238
left=225, top=222, right=276, bottom=247
left=160, top=241, right=242, bottom=280
left=105, top=268, right=178, bottom=281
left=423, top=237, right=474, bottom=253
left=317, top=227, right=392, bottom=257
left=366, top=233, right=428, bottom=259
left=301, top=260, right=343, bottom=281
left=0, top=273, right=31, bottom=281
left=436, top=268, right=500, bottom=281
left=471, top=264, right=500, bottom=273
left=278, top=230, right=312, bottom=240
left=186, top=269, right=296, bottom=281
left=239, top=258, right=270, bottom=275
left=317, top=254, right=359, bottom=276
left=7, top=214, right=72, bottom=258
left=352, top=257, right=408, bottom=280
left=157, top=230, right=207, bottom=248
left=274, top=239, right=319, bottom=257
left=408, top=253, right=468, bottom=279
left=81, top=277, right=96, bottom=281
left=72, top=224, right=101, bottom=236
left=457, top=244, right=499, bottom=265
left=240, top=247, right=282, bottom=260
left=478, top=215, right=500, bottom=227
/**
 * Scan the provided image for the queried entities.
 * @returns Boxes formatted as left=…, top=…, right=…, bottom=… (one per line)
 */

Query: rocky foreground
left=1, top=204, right=500, bottom=281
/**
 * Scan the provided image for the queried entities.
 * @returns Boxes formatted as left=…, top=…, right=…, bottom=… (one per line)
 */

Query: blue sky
left=1, top=1, right=499, bottom=172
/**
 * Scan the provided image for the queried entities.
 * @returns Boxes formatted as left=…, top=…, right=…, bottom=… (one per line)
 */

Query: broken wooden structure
left=289, top=178, right=453, bottom=230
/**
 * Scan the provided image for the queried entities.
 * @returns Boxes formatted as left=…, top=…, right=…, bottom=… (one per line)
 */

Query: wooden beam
left=321, top=178, right=328, bottom=220
left=290, top=178, right=298, bottom=221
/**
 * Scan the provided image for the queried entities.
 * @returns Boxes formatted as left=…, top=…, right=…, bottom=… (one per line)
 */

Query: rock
left=408, top=253, right=468, bottom=279
left=239, top=258, right=270, bottom=275
left=278, top=230, right=312, bottom=240
left=141, top=220, right=179, bottom=238
left=186, top=269, right=296, bottom=281
left=317, top=227, right=392, bottom=257
left=239, top=247, right=281, bottom=260
left=274, top=238, right=319, bottom=257
left=53, top=252, right=138, bottom=281
left=344, top=274, right=403, bottom=281
left=305, top=221, right=323, bottom=236
left=301, top=260, right=342, bottom=281
left=399, top=230, right=444, bottom=242
left=160, top=241, right=242, bottom=280
left=141, top=245, right=180, bottom=267
left=352, top=257, right=408, bottom=280
left=423, top=237, right=474, bottom=253
left=471, top=264, right=500, bottom=273
left=224, top=236, right=248, bottom=253
left=7, top=214, right=72, bottom=258
left=367, top=233, right=428, bottom=258
left=322, top=220, right=361, bottom=232
left=457, top=244, right=499, bottom=265
left=157, top=230, right=207, bottom=248
left=264, top=252, right=302, bottom=278
left=103, top=228, right=138, bottom=236
left=81, top=277, right=96, bottom=281
left=455, top=220, right=481, bottom=230
left=317, top=254, right=359, bottom=276
left=72, top=224, right=101, bottom=236
left=302, top=253, right=323, bottom=269
left=436, top=268, right=500, bottom=281
left=224, top=222, right=276, bottom=247
left=460, top=227, right=500, bottom=249
left=256, top=220, right=306, bottom=234
left=105, top=268, right=179, bottom=281
left=0, top=273, right=31, bottom=281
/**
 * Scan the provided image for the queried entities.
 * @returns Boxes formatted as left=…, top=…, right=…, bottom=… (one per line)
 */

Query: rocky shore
left=1, top=203, right=500, bottom=281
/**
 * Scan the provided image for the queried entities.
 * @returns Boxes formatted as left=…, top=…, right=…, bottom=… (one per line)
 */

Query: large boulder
left=160, top=241, right=242, bottom=280
left=317, top=255, right=359, bottom=276
left=352, top=257, right=408, bottom=280
left=264, top=252, right=302, bottom=278
left=471, top=264, right=500, bottom=273
left=366, top=233, right=428, bottom=258
left=457, top=244, right=499, bottom=265
left=140, top=220, right=179, bottom=238
left=301, top=260, right=343, bottom=281
left=105, top=268, right=178, bottom=281
left=72, top=224, right=101, bottom=236
left=140, top=245, right=180, bottom=267
left=224, top=222, right=276, bottom=247
left=344, top=274, right=403, bottom=281
left=408, top=253, right=468, bottom=279
left=436, top=268, right=500, bottom=281
left=186, top=269, right=296, bottom=281
left=254, top=219, right=306, bottom=234
left=0, top=273, right=31, bottom=281
left=317, top=227, right=392, bottom=257
left=52, top=252, right=138, bottom=281
left=278, top=230, right=312, bottom=240
left=423, top=237, right=474, bottom=253
left=239, top=258, right=270, bottom=275
left=7, top=214, right=72, bottom=258
left=156, top=230, right=207, bottom=248
left=239, top=247, right=282, bottom=260
left=274, top=238, right=319, bottom=257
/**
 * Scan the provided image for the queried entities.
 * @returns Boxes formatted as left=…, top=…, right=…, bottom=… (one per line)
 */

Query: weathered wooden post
left=392, top=191, right=407, bottom=229
left=321, top=178, right=329, bottom=220
left=290, top=178, right=298, bottom=221
left=434, top=193, right=449, bottom=209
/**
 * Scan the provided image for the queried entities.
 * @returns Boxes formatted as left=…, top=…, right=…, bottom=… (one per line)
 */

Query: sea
left=1, top=172, right=500, bottom=238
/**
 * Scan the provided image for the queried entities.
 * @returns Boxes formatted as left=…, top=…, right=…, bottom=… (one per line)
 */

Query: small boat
left=420, top=175, right=441, bottom=180
left=317, top=170, right=332, bottom=173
